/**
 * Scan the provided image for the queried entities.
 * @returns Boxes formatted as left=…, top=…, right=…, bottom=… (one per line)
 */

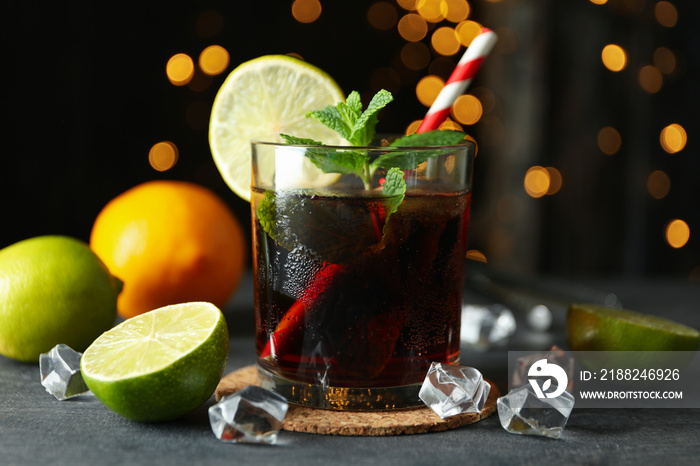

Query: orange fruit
left=90, top=180, right=246, bottom=319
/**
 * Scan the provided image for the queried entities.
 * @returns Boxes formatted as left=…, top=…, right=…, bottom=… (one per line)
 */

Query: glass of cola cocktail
left=251, top=137, right=475, bottom=410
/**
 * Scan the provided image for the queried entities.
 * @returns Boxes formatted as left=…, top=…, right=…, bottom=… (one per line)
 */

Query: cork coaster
left=215, top=365, right=500, bottom=436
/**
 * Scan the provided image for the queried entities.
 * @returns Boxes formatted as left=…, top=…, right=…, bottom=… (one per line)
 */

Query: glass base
left=256, top=365, right=424, bottom=411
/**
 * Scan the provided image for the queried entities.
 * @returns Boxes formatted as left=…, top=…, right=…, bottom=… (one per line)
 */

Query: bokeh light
left=416, top=75, right=444, bottom=106
left=148, top=141, right=179, bottom=172
left=439, top=119, right=463, bottom=131
left=397, top=0, right=417, bottom=10
left=166, top=53, right=195, bottom=86
left=639, top=65, right=663, bottom=93
left=601, top=44, right=627, bottom=72
left=647, top=170, right=671, bottom=199
left=400, top=42, right=431, bottom=70
left=654, top=1, right=678, bottom=28
left=368, top=2, right=398, bottom=30
left=665, top=219, right=690, bottom=249
left=456, top=20, right=482, bottom=46
left=524, top=166, right=550, bottom=198
left=444, top=0, right=470, bottom=23
left=398, top=13, right=428, bottom=41
left=199, top=45, right=229, bottom=76
left=451, top=94, right=483, bottom=125
left=292, top=0, right=322, bottom=23
left=406, top=120, right=422, bottom=135
left=660, top=123, right=687, bottom=154
left=653, top=47, right=677, bottom=74
left=590, top=0, right=608, bottom=4
left=545, top=167, right=563, bottom=195
left=431, top=27, right=461, bottom=56
left=597, top=126, right=622, bottom=155
left=416, top=0, right=447, bottom=23
left=466, top=249, right=487, bottom=263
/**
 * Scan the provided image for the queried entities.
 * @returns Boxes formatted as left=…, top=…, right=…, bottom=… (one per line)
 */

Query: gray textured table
left=2, top=273, right=699, bottom=465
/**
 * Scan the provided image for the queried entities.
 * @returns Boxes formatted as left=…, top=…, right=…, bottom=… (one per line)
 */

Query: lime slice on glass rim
left=209, top=54, right=346, bottom=202
left=567, top=303, right=700, bottom=351
left=81, top=302, right=229, bottom=422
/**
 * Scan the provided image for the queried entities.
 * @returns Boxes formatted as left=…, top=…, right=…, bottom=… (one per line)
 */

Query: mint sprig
left=282, top=90, right=467, bottom=191
left=307, top=90, right=393, bottom=147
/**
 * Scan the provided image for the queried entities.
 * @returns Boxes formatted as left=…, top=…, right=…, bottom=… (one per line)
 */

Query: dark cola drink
left=252, top=186, right=471, bottom=409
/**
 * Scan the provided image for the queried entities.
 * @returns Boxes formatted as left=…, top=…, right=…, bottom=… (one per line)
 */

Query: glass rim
left=251, top=138, right=476, bottom=152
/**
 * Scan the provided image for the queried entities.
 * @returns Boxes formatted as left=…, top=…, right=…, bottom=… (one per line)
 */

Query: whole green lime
left=81, top=302, right=229, bottom=422
left=0, top=235, right=120, bottom=362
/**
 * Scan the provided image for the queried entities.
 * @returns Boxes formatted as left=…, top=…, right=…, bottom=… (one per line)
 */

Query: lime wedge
left=81, top=302, right=229, bottom=422
left=209, top=54, right=346, bottom=202
left=567, top=303, right=700, bottom=351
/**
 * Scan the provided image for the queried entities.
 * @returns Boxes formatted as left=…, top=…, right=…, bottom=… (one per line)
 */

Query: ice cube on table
left=419, top=362, right=491, bottom=419
left=497, top=384, right=575, bottom=439
left=460, top=304, right=516, bottom=350
left=209, top=385, right=289, bottom=444
left=39, top=344, right=91, bottom=400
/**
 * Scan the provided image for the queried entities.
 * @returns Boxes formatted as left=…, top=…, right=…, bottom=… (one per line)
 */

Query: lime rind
left=567, top=303, right=700, bottom=352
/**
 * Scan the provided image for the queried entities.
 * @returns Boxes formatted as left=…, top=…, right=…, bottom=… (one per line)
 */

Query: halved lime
left=567, top=303, right=700, bottom=351
left=209, top=54, right=346, bottom=202
left=81, top=302, right=229, bottom=422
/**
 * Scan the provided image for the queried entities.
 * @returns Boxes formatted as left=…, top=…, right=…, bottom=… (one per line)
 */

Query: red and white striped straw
left=416, top=27, right=498, bottom=134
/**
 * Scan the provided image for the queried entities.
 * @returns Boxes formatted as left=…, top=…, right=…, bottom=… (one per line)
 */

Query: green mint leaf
left=306, top=149, right=368, bottom=176
left=350, top=89, right=393, bottom=146
left=336, top=91, right=363, bottom=130
left=382, top=167, right=407, bottom=197
left=390, top=130, right=466, bottom=147
left=280, top=134, right=323, bottom=146
left=346, top=91, right=363, bottom=114
left=256, top=191, right=289, bottom=250
left=286, top=90, right=396, bottom=188
left=381, top=167, right=406, bottom=219
left=306, top=90, right=393, bottom=147
left=279, top=134, right=367, bottom=176
left=306, top=106, right=353, bottom=141
left=371, top=130, right=468, bottom=172
left=370, top=149, right=438, bottom=171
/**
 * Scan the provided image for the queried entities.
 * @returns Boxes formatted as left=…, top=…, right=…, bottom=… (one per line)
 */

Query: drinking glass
left=251, top=137, right=475, bottom=410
